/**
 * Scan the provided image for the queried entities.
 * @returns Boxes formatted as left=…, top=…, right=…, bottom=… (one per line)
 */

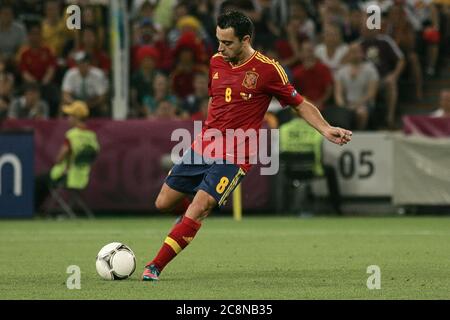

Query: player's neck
left=232, top=48, right=256, bottom=67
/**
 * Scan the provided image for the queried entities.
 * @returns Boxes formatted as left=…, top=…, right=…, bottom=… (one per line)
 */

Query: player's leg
left=142, top=163, right=245, bottom=281
left=184, top=190, right=217, bottom=221
left=155, top=183, right=187, bottom=213
left=142, top=162, right=205, bottom=281
left=142, top=190, right=216, bottom=280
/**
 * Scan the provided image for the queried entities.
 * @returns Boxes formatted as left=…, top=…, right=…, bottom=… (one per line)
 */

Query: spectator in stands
left=18, top=23, right=60, bottom=117
left=292, top=41, right=334, bottom=111
left=169, top=0, right=190, bottom=30
left=131, top=0, right=160, bottom=47
left=19, top=24, right=56, bottom=86
left=251, top=0, right=282, bottom=50
left=181, top=72, right=209, bottom=117
left=431, top=89, right=450, bottom=117
left=76, top=4, right=106, bottom=51
left=143, top=72, right=178, bottom=117
left=130, top=46, right=160, bottom=118
left=167, top=15, right=210, bottom=63
left=262, top=0, right=290, bottom=31
left=0, top=55, right=14, bottom=119
left=359, top=22, right=405, bottom=129
left=343, top=8, right=363, bottom=43
left=0, top=4, right=27, bottom=63
left=41, top=0, right=75, bottom=58
left=8, top=82, right=49, bottom=119
left=61, top=51, right=109, bottom=118
left=151, top=0, right=176, bottom=29
left=219, top=0, right=262, bottom=24
left=13, top=0, right=43, bottom=26
left=131, top=17, right=172, bottom=72
left=189, top=0, right=217, bottom=50
left=318, top=0, right=350, bottom=30
left=405, top=0, right=441, bottom=77
left=386, top=2, right=423, bottom=100
left=152, top=100, right=180, bottom=120
left=274, top=2, right=314, bottom=69
left=315, top=23, right=349, bottom=76
left=130, top=0, right=158, bottom=22
left=290, top=1, right=317, bottom=42
left=358, top=0, right=393, bottom=14
left=334, top=42, right=379, bottom=130
left=170, top=31, right=209, bottom=99
left=67, top=27, right=111, bottom=75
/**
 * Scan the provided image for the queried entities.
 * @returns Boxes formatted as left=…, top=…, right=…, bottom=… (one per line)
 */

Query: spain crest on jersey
left=242, top=71, right=259, bottom=89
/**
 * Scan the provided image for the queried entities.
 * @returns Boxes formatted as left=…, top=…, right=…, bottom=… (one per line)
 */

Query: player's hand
left=323, top=127, right=352, bottom=146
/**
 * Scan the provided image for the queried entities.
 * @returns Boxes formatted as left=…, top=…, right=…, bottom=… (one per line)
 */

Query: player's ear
left=242, top=35, right=251, bottom=45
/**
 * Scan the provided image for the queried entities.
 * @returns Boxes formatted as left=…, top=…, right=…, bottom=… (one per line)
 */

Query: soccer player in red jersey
left=142, top=11, right=352, bottom=281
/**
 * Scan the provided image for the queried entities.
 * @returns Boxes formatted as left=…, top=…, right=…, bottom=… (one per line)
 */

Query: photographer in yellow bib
left=35, top=101, right=100, bottom=215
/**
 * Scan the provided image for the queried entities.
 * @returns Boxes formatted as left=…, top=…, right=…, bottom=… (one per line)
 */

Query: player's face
left=216, top=27, right=246, bottom=64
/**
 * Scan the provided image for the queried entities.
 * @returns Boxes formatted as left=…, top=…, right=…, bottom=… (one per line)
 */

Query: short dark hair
left=217, top=10, right=253, bottom=41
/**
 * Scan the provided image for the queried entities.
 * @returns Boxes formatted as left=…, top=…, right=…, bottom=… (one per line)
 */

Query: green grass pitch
left=1, top=216, right=449, bottom=299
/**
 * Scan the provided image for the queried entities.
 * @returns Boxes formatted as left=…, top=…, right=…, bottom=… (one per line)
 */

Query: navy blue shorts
left=165, top=152, right=246, bottom=207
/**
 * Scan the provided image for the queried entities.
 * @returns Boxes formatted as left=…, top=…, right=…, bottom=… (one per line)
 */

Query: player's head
left=216, top=10, right=254, bottom=63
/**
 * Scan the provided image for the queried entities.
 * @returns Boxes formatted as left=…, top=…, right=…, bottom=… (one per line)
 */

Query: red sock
left=149, top=215, right=201, bottom=272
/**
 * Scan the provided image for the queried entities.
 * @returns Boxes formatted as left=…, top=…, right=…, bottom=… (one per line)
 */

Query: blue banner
left=0, top=131, right=34, bottom=218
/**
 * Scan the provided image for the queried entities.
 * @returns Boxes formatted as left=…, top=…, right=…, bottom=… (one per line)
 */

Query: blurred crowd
left=0, top=0, right=449, bottom=130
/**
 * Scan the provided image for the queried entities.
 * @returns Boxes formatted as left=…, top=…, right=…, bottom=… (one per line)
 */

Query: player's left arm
left=263, top=60, right=351, bottom=145
left=292, top=100, right=352, bottom=146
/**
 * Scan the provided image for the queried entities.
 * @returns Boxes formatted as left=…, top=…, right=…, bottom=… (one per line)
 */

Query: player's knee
left=155, top=196, right=172, bottom=213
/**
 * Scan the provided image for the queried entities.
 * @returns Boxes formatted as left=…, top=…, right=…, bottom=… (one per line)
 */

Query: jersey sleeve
left=264, top=63, right=304, bottom=107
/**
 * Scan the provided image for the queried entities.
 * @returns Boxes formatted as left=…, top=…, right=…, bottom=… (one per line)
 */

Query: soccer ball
left=95, top=242, right=136, bottom=280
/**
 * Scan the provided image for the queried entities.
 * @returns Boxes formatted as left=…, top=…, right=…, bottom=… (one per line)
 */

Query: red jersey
left=292, top=61, right=333, bottom=111
left=19, top=46, right=56, bottom=81
left=192, top=51, right=304, bottom=172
